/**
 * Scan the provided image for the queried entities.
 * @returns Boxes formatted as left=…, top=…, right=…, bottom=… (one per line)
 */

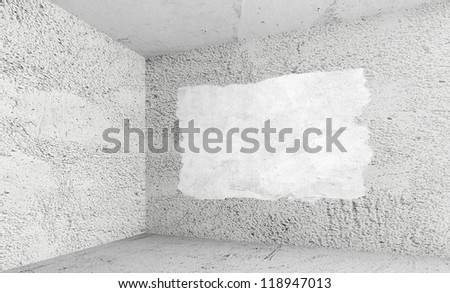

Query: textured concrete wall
left=146, top=2, right=450, bottom=257
left=1, top=0, right=146, bottom=270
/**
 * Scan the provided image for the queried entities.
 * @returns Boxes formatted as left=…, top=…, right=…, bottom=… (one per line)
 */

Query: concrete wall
left=146, top=2, right=450, bottom=257
left=1, top=0, right=146, bottom=270
left=175, top=70, right=373, bottom=201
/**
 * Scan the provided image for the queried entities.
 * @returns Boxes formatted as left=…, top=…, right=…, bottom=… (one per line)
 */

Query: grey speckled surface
left=1, top=0, right=146, bottom=271
left=8, top=234, right=450, bottom=273
left=146, top=2, right=450, bottom=257
left=2, top=0, right=450, bottom=272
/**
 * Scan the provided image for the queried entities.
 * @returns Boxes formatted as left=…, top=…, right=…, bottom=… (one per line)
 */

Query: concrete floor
left=9, top=234, right=450, bottom=273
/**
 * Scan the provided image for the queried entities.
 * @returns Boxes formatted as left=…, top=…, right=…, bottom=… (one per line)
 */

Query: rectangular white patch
left=176, top=69, right=371, bottom=200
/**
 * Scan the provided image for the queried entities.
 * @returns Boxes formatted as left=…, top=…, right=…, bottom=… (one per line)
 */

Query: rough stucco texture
left=146, top=2, right=450, bottom=257
left=1, top=0, right=146, bottom=270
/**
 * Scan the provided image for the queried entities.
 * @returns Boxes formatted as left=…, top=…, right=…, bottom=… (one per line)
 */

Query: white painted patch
left=177, top=69, right=371, bottom=200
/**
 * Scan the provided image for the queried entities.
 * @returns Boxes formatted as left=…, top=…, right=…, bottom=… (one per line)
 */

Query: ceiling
left=51, top=0, right=438, bottom=57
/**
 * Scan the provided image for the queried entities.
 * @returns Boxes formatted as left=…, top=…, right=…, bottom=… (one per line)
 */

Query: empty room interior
left=1, top=0, right=450, bottom=273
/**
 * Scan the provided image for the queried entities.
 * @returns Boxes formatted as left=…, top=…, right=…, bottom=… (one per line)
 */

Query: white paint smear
left=177, top=69, right=372, bottom=200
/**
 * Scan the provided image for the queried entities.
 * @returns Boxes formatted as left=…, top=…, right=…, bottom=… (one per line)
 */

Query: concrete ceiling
left=51, top=0, right=438, bottom=57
